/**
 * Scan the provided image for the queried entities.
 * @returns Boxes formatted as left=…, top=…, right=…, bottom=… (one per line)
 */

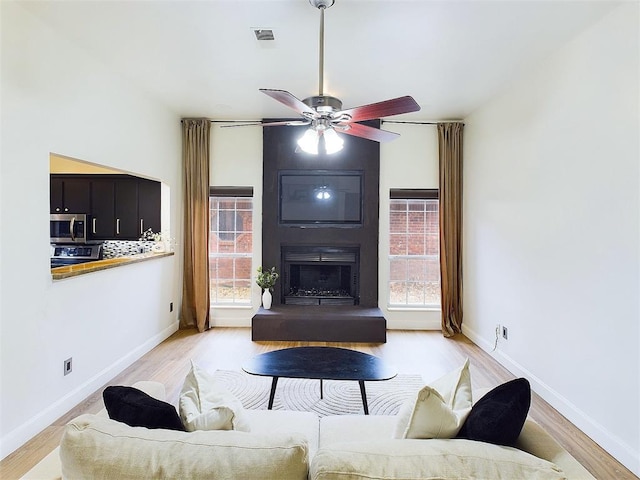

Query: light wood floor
left=1, top=328, right=637, bottom=479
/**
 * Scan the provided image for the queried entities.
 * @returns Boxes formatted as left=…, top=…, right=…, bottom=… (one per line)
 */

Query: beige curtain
left=180, top=118, right=211, bottom=332
left=438, top=122, right=464, bottom=337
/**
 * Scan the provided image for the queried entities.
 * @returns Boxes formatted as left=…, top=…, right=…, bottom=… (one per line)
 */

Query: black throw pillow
left=103, top=386, right=185, bottom=431
left=456, top=377, right=531, bottom=446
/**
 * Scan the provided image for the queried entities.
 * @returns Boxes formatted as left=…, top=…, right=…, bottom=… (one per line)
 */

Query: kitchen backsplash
left=103, top=240, right=154, bottom=258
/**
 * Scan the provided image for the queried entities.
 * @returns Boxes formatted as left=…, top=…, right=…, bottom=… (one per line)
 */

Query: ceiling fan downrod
left=310, top=0, right=334, bottom=96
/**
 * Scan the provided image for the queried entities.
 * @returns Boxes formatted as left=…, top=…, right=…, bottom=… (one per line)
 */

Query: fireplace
left=282, top=246, right=359, bottom=305
left=253, top=124, right=386, bottom=342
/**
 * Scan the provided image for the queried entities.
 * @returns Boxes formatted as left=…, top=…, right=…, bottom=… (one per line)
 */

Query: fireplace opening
left=283, top=246, right=359, bottom=306
left=290, top=264, right=351, bottom=297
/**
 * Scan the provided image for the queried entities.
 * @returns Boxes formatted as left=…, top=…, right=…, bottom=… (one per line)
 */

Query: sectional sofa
left=20, top=379, right=595, bottom=480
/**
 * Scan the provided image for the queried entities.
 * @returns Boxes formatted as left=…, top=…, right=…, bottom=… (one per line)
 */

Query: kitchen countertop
left=51, top=251, right=174, bottom=280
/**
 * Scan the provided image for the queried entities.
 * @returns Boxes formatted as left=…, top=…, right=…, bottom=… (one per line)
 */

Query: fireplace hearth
left=282, top=246, right=358, bottom=306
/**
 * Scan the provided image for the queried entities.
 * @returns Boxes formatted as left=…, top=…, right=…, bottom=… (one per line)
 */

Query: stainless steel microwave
left=50, top=213, right=88, bottom=243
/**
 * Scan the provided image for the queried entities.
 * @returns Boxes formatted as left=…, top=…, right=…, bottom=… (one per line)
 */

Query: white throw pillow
left=179, top=361, right=250, bottom=432
left=393, top=358, right=472, bottom=439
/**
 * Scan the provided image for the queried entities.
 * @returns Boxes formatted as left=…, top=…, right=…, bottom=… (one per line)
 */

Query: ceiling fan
left=234, top=0, right=421, bottom=154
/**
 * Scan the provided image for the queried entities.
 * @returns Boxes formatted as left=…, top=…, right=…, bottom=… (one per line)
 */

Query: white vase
left=262, top=289, right=272, bottom=310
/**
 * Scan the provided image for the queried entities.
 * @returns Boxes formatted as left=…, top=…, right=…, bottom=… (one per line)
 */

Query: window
left=388, top=190, right=440, bottom=307
left=209, top=188, right=253, bottom=305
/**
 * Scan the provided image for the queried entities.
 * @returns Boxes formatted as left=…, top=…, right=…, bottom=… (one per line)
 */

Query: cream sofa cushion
left=516, top=419, right=596, bottom=479
left=179, top=360, right=250, bottom=432
left=393, top=358, right=472, bottom=439
left=320, top=415, right=396, bottom=447
left=310, top=438, right=567, bottom=480
left=244, top=409, right=320, bottom=458
left=60, top=414, right=309, bottom=480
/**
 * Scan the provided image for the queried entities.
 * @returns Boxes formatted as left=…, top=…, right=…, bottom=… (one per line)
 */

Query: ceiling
left=21, top=0, right=620, bottom=122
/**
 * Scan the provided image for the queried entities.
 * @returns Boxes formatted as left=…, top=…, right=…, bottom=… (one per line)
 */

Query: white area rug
left=212, top=369, right=424, bottom=416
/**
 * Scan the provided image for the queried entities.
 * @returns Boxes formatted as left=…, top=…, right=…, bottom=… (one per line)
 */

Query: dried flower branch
left=256, top=266, right=279, bottom=291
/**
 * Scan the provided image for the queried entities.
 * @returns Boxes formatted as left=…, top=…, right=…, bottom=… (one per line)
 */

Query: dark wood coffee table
left=242, top=346, right=396, bottom=414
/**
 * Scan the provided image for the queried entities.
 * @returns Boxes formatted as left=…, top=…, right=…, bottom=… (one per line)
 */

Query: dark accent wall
left=262, top=121, right=380, bottom=307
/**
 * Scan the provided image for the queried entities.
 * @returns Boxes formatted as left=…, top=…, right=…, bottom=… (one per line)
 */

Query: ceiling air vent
left=253, top=29, right=274, bottom=41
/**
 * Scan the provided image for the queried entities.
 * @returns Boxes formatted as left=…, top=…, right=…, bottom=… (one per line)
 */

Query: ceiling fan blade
left=335, top=96, right=420, bottom=123
left=260, top=89, right=317, bottom=116
left=338, top=123, right=400, bottom=143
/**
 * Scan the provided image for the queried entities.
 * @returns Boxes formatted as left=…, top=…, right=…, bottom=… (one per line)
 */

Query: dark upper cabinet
left=138, top=178, right=161, bottom=235
left=50, top=174, right=162, bottom=241
left=50, top=177, right=64, bottom=213
left=114, top=178, right=139, bottom=239
left=89, top=179, right=115, bottom=238
left=50, top=176, right=90, bottom=214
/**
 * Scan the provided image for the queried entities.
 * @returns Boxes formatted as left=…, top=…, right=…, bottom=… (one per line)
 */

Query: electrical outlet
left=169, top=302, right=173, bottom=312
left=64, top=357, right=73, bottom=376
left=502, top=326, right=508, bottom=340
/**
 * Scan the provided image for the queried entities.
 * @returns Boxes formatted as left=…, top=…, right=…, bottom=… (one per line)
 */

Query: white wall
left=0, top=3, right=183, bottom=458
left=208, top=122, right=441, bottom=329
left=463, top=4, right=639, bottom=474
left=209, top=124, right=263, bottom=326
left=380, top=123, right=441, bottom=329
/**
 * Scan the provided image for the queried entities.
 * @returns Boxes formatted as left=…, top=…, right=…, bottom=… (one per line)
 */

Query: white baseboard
left=0, top=321, right=179, bottom=460
left=209, top=318, right=251, bottom=327
left=462, top=324, right=640, bottom=476
left=386, top=319, right=441, bottom=330
left=209, top=309, right=443, bottom=331
left=210, top=319, right=442, bottom=330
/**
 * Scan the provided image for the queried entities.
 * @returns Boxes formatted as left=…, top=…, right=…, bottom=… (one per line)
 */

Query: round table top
left=242, top=346, right=397, bottom=382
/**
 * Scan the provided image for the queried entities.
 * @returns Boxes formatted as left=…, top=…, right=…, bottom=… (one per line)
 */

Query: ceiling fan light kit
left=297, top=128, right=319, bottom=155
left=258, top=0, right=420, bottom=155
left=296, top=121, right=344, bottom=155
left=322, top=127, right=344, bottom=154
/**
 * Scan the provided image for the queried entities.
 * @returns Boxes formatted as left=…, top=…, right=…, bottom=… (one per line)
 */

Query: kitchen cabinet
left=89, top=179, right=115, bottom=238
left=50, top=177, right=63, bottom=213
left=92, top=176, right=161, bottom=240
left=138, top=178, right=161, bottom=235
left=50, top=174, right=161, bottom=240
left=114, top=177, right=138, bottom=239
left=50, top=176, right=90, bottom=214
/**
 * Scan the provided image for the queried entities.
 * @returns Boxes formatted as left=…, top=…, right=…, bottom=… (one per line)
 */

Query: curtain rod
left=205, top=119, right=463, bottom=125
left=382, top=120, right=438, bottom=125
left=209, top=120, right=259, bottom=123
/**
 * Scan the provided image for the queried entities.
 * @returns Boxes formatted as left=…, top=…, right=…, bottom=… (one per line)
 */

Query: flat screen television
left=279, top=170, right=363, bottom=226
